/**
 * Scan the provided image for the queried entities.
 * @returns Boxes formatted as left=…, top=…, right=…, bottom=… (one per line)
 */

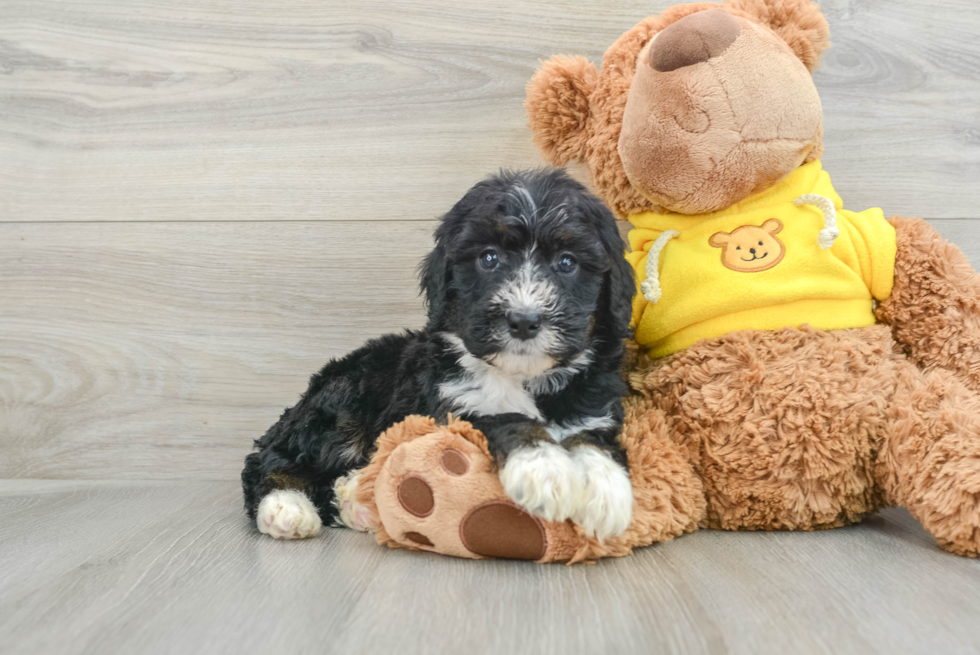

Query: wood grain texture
left=1, top=480, right=979, bottom=655
left=1, top=0, right=979, bottom=223
left=0, top=220, right=434, bottom=479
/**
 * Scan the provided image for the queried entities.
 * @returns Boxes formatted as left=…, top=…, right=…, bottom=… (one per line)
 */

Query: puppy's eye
left=557, top=254, right=577, bottom=274
left=479, top=249, right=499, bottom=270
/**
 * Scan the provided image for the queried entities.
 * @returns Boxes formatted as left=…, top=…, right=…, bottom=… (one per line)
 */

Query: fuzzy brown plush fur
left=352, top=0, right=980, bottom=561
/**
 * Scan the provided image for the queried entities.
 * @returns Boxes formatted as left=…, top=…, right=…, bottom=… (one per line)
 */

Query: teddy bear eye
left=759, top=241, right=764, bottom=246
left=736, top=246, right=741, bottom=250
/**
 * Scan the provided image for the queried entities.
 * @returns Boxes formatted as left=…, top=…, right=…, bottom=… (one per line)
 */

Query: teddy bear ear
left=728, top=0, right=831, bottom=72
left=525, top=55, right=599, bottom=166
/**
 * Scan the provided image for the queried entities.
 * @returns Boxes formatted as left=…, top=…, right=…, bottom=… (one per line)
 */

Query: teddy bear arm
left=876, top=216, right=980, bottom=394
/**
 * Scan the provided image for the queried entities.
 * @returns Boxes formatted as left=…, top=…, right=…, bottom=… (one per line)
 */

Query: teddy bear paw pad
left=440, top=448, right=469, bottom=475
left=459, top=500, right=547, bottom=560
left=403, top=531, right=435, bottom=547
left=397, top=476, right=435, bottom=517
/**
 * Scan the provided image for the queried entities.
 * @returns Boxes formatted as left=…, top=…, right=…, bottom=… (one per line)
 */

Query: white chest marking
left=438, top=334, right=543, bottom=420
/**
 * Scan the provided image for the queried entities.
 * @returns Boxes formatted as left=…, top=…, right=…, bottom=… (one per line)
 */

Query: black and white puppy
left=242, top=168, right=635, bottom=542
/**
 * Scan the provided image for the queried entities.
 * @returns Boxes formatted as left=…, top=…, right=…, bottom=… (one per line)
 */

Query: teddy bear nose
left=648, top=8, right=742, bottom=72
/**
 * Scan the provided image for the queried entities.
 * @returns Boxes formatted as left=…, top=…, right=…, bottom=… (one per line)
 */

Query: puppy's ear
left=418, top=243, right=450, bottom=330
left=589, top=197, right=636, bottom=340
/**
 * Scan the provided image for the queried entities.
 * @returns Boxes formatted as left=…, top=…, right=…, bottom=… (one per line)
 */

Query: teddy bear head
left=526, top=0, right=830, bottom=217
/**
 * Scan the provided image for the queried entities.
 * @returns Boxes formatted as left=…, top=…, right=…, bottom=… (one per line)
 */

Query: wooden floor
left=1, top=480, right=979, bottom=655
left=2, top=0, right=980, bottom=653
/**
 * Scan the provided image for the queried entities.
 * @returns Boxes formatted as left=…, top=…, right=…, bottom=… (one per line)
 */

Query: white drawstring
left=640, top=229, right=679, bottom=303
left=794, top=194, right=839, bottom=249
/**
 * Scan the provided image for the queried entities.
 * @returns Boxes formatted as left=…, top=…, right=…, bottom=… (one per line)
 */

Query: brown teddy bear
left=350, top=0, right=980, bottom=562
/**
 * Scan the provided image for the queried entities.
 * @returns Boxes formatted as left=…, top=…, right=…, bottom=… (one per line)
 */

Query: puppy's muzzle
left=506, top=311, right=541, bottom=340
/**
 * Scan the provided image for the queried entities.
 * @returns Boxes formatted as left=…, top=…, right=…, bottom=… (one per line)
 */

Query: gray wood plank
left=0, top=220, right=434, bottom=479
left=0, top=480, right=978, bottom=655
left=1, top=0, right=979, bottom=223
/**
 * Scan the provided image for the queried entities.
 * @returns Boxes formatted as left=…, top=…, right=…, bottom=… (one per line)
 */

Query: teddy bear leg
left=877, top=361, right=980, bottom=557
left=609, top=396, right=706, bottom=544
left=876, top=216, right=980, bottom=393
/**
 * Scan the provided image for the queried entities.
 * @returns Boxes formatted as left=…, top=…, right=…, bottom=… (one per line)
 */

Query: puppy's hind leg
left=332, top=469, right=377, bottom=532
left=256, top=489, right=323, bottom=540
left=242, top=452, right=323, bottom=540
left=242, top=342, right=403, bottom=538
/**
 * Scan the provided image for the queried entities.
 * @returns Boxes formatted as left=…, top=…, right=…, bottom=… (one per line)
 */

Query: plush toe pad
left=460, top=500, right=546, bottom=560
left=440, top=449, right=469, bottom=476
left=397, top=476, right=435, bottom=517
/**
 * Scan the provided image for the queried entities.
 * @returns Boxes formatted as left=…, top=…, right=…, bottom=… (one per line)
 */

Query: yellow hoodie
left=627, top=160, right=896, bottom=358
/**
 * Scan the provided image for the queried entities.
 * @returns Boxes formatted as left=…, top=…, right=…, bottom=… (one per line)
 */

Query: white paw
left=570, top=447, right=633, bottom=542
left=331, top=470, right=376, bottom=532
left=500, top=442, right=584, bottom=523
left=256, top=490, right=322, bottom=540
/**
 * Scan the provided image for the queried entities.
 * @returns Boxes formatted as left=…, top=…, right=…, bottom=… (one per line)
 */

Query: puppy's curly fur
left=242, top=169, right=636, bottom=538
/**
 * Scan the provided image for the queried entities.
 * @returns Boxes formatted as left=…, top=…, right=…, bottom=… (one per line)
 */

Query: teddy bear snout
left=648, top=8, right=741, bottom=72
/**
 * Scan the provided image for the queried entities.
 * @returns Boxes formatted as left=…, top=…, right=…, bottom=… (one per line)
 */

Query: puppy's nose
left=648, top=8, right=741, bottom=72
left=507, top=311, right=541, bottom=340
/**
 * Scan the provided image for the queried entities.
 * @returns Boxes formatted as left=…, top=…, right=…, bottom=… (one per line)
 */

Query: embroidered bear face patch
left=709, top=219, right=785, bottom=272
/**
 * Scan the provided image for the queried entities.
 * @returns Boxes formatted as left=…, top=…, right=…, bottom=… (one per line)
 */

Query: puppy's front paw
left=256, top=489, right=322, bottom=540
left=570, top=447, right=633, bottom=542
left=500, top=442, right=583, bottom=523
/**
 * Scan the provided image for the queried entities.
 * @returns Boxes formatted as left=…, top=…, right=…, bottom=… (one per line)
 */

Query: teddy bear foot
left=920, top=489, right=980, bottom=559
left=375, top=433, right=574, bottom=561
left=920, top=475, right=980, bottom=559
left=354, top=416, right=582, bottom=562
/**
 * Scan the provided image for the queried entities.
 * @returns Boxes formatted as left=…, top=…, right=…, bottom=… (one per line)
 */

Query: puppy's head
left=421, top=169, right=634, bottom=377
